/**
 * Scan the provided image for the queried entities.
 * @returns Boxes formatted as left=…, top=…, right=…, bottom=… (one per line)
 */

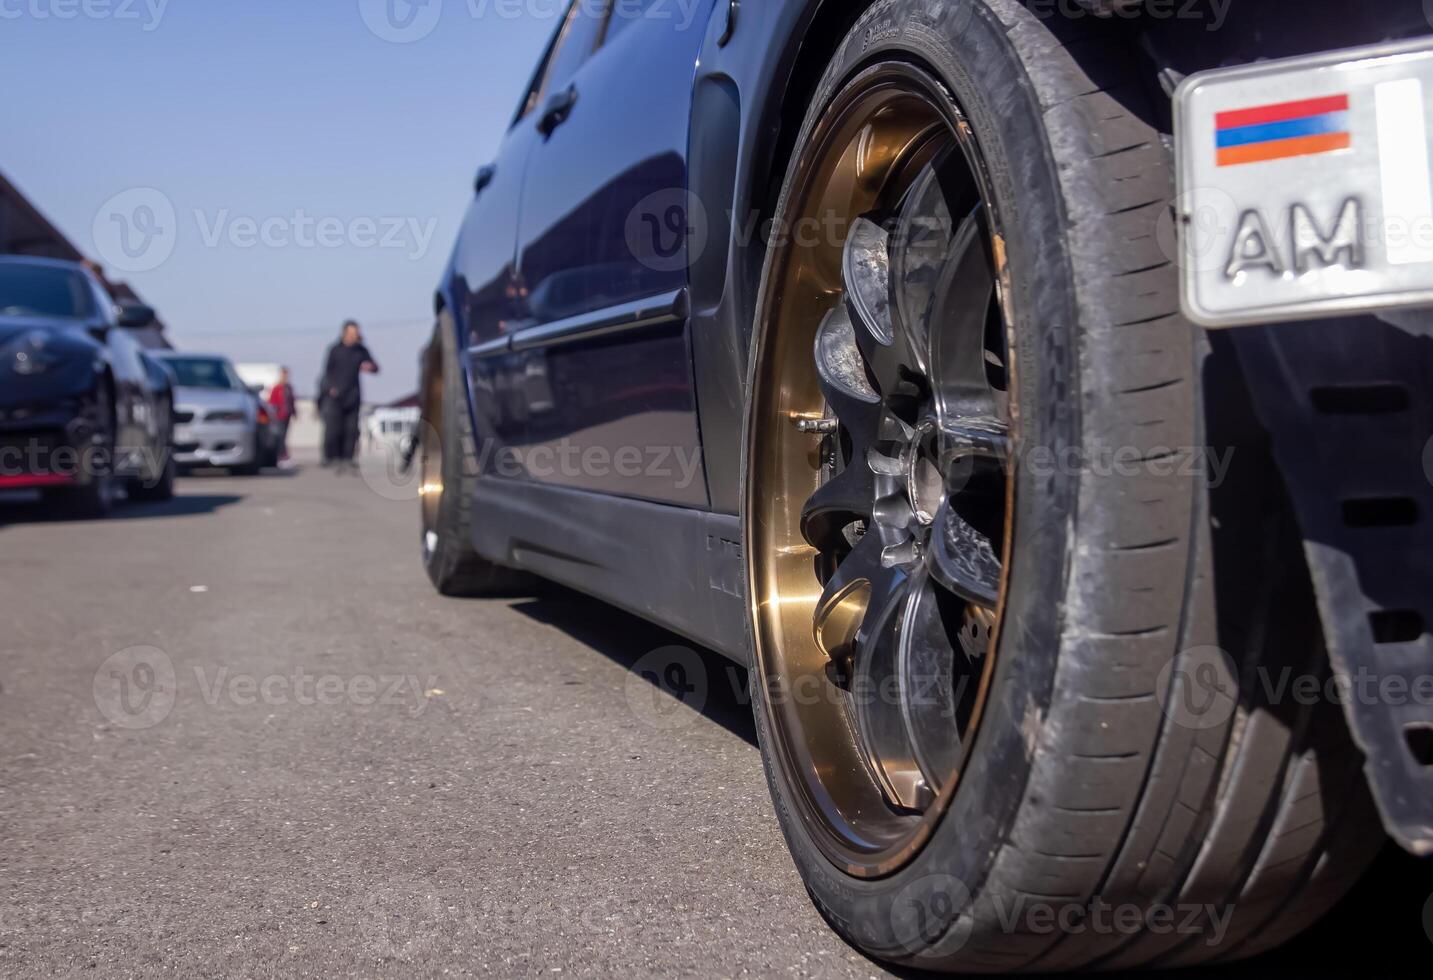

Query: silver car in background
left=153, top=352, right=261, bottom=474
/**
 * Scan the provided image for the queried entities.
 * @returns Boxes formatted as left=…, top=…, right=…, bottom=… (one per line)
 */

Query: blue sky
left=0, top=1, right=562, bottom=401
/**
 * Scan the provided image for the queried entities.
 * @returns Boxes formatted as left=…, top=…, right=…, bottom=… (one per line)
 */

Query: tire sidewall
left=742, top=0, right=1083, bottom=960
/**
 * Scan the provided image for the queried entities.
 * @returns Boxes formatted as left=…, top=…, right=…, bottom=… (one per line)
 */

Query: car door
left=503, top=0, right=713, bottom=507
left=448, top=11, right=585, bottom=458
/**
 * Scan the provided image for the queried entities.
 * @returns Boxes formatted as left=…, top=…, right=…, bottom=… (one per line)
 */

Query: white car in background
left=154, top=352, right=263, bottom=474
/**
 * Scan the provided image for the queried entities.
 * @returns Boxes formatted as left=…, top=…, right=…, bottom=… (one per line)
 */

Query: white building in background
left=366, top=406, right=420, bottom=452
left=235, top=362, right=284, bottom=398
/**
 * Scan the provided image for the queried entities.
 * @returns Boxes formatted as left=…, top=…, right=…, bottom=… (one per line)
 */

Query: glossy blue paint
left=443, top=0, right=718, bottom=507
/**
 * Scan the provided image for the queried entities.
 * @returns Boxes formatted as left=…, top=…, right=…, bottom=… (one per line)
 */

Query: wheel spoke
left=841, top=218, right=921, bottom=403
left=846, top=540, right=929, bottom=811
left=926, top=497, right=1001, bottom=606
left=812, top=529, right=904, bottom=664
left=927, top=209, right=998, bottom=423
left=800, top=463, right=874, bottom=552
left=887, top=165, right=955, bottom=378
left=843, top=216, right=894, bottom=346
left=896, top=568, right=963, bottom=796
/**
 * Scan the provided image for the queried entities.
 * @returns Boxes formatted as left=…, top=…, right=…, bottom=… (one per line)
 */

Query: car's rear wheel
left=419, top=309, right=534, bottom=597
left=743, top=1, right=1380, bottom=971
left=127, top=398, right=176, bottom=503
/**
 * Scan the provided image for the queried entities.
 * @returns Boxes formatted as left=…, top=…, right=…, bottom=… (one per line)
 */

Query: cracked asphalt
left=0, top=456, right=1428, bottom=977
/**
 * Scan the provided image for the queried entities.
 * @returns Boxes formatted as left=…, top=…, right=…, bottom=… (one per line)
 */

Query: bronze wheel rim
left=747, top=64, right=1017, bottom=878
left=419, top=352, right=444, bottom=542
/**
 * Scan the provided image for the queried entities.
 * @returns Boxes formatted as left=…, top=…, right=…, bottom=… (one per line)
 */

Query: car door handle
left=538, top=83, right=578, bottom=136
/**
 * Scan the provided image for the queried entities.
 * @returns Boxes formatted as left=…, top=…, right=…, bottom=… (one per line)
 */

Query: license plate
left=1175, top=38, right=1433, bottom=327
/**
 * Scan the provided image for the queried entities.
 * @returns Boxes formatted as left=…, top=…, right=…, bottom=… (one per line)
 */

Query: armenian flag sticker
left=1215, top=94, right=1352, bottom=166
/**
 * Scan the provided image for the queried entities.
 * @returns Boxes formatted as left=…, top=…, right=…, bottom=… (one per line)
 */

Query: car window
left=163, top=357, right=240, bottom=390
left=0, top=263, right=96, bottom=320
left=533, top=2, right=607, bottom=107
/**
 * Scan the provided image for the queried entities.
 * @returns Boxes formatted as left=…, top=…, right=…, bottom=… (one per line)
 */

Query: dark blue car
left=417, top=2, right=1433, bottom=969
left=0, top=256, right=175, bottom=515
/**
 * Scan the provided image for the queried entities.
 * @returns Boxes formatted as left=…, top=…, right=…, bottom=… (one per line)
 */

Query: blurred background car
left=153, top=351, right=263, bottom=475
left=0, top=255, right=175, bottom=515
left=249, top=388, right=281, bottom=470
left=236, top=362, right=284, bottom=469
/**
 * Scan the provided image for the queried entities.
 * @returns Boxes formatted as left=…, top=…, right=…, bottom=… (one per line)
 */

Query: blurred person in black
left=319, top=320, right=379, bottom=473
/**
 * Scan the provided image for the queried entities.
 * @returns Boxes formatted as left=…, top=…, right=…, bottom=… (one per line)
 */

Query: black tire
left=420, top=310, right=534, bottom=597
left=744, top=0, right=1379, bottom=972
left=127, top=452, right=176, bottom=503
left=48, top=385, right=117, bottom=519
left=128, top=401, right=177, bottom=503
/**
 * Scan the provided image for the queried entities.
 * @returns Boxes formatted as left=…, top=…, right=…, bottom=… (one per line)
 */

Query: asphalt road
left=1, top=456, right=1429, bottom=977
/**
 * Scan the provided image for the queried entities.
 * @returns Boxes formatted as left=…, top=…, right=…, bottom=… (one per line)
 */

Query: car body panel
left=506, top=5, right=713, bottom=507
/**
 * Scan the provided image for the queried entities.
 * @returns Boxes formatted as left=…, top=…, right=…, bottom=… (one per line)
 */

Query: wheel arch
left=750, top=0, right=1139, bottom=234
left=749, top=1, right=872, bottom=241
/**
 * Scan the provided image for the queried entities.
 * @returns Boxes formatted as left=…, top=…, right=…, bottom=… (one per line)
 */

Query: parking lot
left=0, top=456, right=1429, bottom=977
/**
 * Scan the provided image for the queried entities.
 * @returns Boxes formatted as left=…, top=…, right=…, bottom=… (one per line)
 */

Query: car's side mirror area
left=116, top=302, right=156, bottom=328
left=474, top=164, right=496, bottom=196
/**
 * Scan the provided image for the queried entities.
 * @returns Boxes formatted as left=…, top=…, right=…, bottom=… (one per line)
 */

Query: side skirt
left=469, top=476, right=750, bottom=665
